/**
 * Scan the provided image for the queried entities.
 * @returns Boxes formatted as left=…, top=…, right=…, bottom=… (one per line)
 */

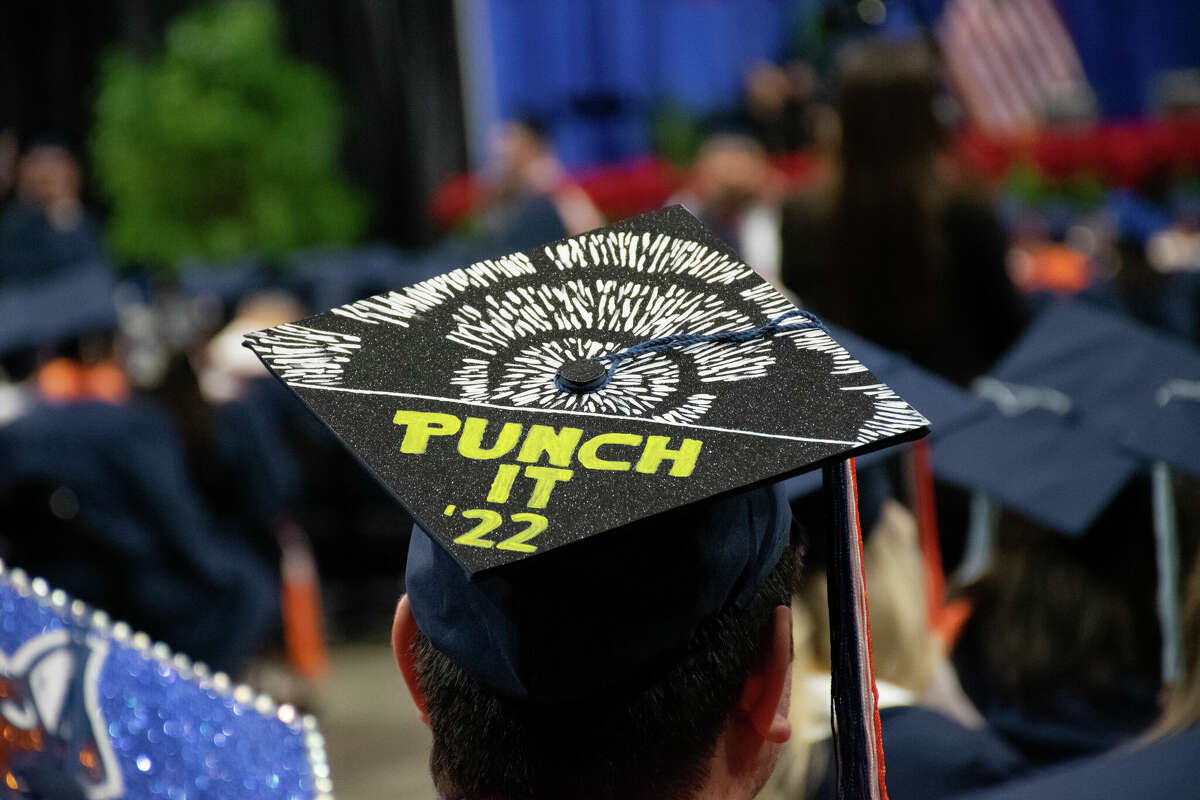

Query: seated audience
left=951, top=544, right=1200, bottom=799
left=763, top=497, right=1026, bottom=800
left=952, top=479, right=1164, bottom=766
left=672, top=133, right=785, bottom=286
left=474, top=117, right=604, bottom=237
left=0, top=138, right=104, bottom=282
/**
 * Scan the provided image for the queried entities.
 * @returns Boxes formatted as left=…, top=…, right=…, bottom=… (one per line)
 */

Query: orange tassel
left=907, top=440, right=946, bottom=628
left=277, top=518, right=328, bottom=679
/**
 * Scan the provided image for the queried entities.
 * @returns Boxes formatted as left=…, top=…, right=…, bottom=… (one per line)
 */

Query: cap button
left=555, top=359, right=609, bottom=394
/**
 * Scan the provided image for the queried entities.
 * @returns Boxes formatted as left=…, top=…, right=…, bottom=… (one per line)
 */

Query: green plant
left=1005, top=162, right=1106, bottom=212
left=650, top=102, right=705, bottom=167
left=91, top=0, right=366, bottom=272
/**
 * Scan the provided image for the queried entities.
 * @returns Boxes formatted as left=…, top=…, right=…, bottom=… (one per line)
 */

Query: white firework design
left=246, top=222, right=929, bottom=439
left=244, top=323, right=362, bottom=386
left=741, top=282, right=928, bottom=442
left=444, top=277, right=781, bottom=418
left=453, top=339, right=678, bottom=414
left=441, top=232, right=925, bottom=432
left=450, top=337, right=723, bottom=423
left=544, top=230, right=754, bottom=284
left=330, top=252, right=536, bottom=327
left=844, top=383, right=932, bottom=445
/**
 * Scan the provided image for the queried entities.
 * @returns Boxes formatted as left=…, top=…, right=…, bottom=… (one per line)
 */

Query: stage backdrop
left=468, top=0, right=1200, bottom=167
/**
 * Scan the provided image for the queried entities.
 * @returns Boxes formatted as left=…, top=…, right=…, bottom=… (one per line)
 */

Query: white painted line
left=286, top=382, right=859, bottom=446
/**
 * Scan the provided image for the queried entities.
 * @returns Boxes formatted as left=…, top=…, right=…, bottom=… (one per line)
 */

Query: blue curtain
left=1055, top=0, right=1200, bottom=119
left=485, top=0, right=821, bottom=165
left=480, top=0, right=1200, bottom=167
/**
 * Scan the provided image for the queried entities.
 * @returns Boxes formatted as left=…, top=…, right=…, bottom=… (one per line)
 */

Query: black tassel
left=823, top=459, right=884, bottom=800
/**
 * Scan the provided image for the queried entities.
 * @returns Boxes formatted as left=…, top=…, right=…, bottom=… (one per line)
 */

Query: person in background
left=761, top=499, right=1026, bottom=800
left=475, top=117, right=604, bottom=237
left=0, top=273, right=279, bottom=674
left=672, top=133, right=785, bottom=287
left=0, top=128, right=18, bottom=208
left=1080, top=208, right=1200, bottom=344
left=951, top=480, right=1164, bottom=766
left=949, top=544, right=1200, bottom=799
left=0, top=137, right=104, bottom=282
left=780, top=38, right=1025, bottom=388
left=742, top=60, right=820, bottom=155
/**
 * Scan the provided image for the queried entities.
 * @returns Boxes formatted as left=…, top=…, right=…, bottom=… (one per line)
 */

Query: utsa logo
left=0, top=629, right=124, bottom=800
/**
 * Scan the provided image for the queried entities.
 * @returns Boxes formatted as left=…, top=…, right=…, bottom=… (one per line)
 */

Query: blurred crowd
left=2, top=26, right=1200, bottom=800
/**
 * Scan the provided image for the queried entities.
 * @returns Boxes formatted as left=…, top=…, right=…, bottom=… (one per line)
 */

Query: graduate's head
left=488, top=116, right=554, bottom=190
left=392, top=486, right=800, bottom=800
left=690, top=133, right=772, bottom=218
left=17, top=136, right=82, bottom=209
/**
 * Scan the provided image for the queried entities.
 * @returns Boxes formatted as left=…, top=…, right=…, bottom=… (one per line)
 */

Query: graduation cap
left=245, top=206, right=930, bottom=798
left=988, top=299, right=1200, bottom=476
left=0, top=259, right=116, bottom=356
left=0, top=559, right=332, bottom=800
left=942, top=300, right=1200, bottom=681
left=177, top=255, right=273, bottom=311
left=933, top=399, right=1141, bottom=531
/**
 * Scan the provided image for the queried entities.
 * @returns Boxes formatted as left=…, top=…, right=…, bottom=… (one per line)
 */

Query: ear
left=738, top=604, right=793, bottom=744
left=391, top=595, right=430, bottom=726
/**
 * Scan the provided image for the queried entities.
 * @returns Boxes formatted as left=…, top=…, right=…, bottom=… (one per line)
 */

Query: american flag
left=939, top=0, right=1091, bottom=134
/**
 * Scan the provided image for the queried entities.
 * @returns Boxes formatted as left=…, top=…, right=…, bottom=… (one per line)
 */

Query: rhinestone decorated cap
left=244, top=206, right=930, bottom=577
left=0, top=561, right=331, bottom=800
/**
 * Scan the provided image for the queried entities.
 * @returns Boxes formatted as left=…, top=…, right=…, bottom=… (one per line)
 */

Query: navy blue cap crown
left=406, top=483, right=791, bottom=702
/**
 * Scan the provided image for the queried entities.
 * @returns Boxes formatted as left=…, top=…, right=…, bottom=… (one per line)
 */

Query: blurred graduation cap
left=246, top=206, right=930, bottom=799
left=933, top=399, right=1142, bottom=534
left=988, top=299, right=1200, bottom=476
left=177, top=255, right=273, bottom=312
left=0, top=560, right=331, bottom=800
left=941, top=300, right=1200, bottom=682
left=0, top=259, right=116, bottom=356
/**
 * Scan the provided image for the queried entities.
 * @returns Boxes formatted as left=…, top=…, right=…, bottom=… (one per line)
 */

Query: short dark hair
left=412, top=538, right=799, bottom=800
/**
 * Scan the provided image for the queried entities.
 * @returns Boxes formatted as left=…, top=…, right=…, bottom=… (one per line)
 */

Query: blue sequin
left=0, top=582, right=318, bottom=800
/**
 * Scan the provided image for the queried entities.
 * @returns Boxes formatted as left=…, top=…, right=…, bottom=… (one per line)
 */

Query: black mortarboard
left=245, top=206, right=930, bottom=798
left=245, top=207, right=929, bottom=578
